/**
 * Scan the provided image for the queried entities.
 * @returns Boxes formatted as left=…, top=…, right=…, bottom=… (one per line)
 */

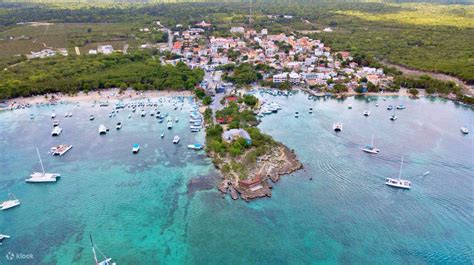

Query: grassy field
left=0, top=22, right=138, bottom=58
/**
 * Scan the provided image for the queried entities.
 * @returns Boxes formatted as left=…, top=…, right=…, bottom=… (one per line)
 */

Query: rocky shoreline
left=214, top=143, right=303, bottom=202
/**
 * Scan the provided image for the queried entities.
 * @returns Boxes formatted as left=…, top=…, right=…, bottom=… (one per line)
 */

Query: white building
left=261, top=29, right=268, bottom=35
left=230, top=27, right=245, bottom=34
left=273, top=73, right=288, bottom=83
left=289, top=71, right=301, bottom=84
left=97, top=45, right=114, bottom=55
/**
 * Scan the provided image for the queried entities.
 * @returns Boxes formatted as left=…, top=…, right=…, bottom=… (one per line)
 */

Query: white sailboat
left=90, top=235, right=116, bottom=265
left=361, top=134, right=380, bottom=154
left=26, top=148, right=61, bottom=183
left=0, top=234, right=10, bottom=245
left=0, top=191, right=20, bottom=210
left=386, top=156, right=411, bottom=189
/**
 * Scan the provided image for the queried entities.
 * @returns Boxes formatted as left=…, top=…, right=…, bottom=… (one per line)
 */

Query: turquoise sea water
left=0, top=93, right=473, bottom=264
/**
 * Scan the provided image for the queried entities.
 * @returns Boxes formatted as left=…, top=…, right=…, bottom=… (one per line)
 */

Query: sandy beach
left=2, top=89, right=193, bottom=110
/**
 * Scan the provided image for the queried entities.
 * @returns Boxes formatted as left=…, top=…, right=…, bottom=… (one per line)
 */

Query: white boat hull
left=26, top=172, right=60, bottom=183
left=362, top=148, right=380, bottom=154
left=0, top=200, right=20, bottom=210
left=385, top=178, right=411, bottom=189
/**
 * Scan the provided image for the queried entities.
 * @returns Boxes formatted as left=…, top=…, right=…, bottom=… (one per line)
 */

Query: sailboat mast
left=398, top=156, right=404, bottom=180
left=36, top=148, right=45, bottom=174
left=90, top=235, right=99, bottom=265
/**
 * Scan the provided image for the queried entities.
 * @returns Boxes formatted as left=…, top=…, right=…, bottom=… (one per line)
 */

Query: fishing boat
left=386, top=157, right=411, bottom=189
left=363, top=110, right=371, bottom=116
left=167, top=121, right=173, bottom=129
left=160, top=132, right=164, bottom=138
left=387, top=105, right=393, bottom=110
left=187, top=143, right=203, bottom=150
left=173, top=135, right=180, bottom=144
left=90, top=115, right=95, bottom=121
left=132, top=144, right=140, bottom=154
left=361, top=134, right=380, bottom=154
left=26, top=148, right=61, bottom=183
left=51, top=126, right=62, bottom=136
left=98, top=124, right=107, bottom=135
left=295, top=112, right=299, bottom=118
left=396, top=104, right=406, bottom=110
left=333, top=122, right=342, bottom=132
left=90, top=235, right=116, bottom=265
left=460, top=127, right=469, bottom=134
left=50, top=144, right=73, bottom=156
left=0, top=191, right=20, bottom=210
left=116, top=122, right=122, bottom=130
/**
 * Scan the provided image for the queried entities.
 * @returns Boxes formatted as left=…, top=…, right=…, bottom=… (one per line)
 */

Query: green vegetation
left=223, top=63, right=262, bottom=86
left=0, top=50, right=204, bottom=99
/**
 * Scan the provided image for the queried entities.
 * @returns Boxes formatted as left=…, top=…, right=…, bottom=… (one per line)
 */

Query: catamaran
left=361, top=134, right=380, bottom=154
left=50, top=144, right=73, bottom=156
left=51, top=126, right=63, bottom=136
left=0, top=191, right=20, bottom=210
left=173, top=135, right=180, bottom=144
left=90, top=235, right=116, bottom=265
left=98, top=124, right=107, bottom=135
left=386, top=156, right=411, bottom=189
left=26, top=148, right=61, bottom=183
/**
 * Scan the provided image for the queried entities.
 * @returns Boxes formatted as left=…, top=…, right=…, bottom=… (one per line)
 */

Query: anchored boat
left=386, top=156, right=411, bottom=189
left=26, top=148, right=61, bottom=183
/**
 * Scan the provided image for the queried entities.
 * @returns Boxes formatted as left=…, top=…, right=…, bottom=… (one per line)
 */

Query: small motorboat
left=116, top=122, right=122, bottom=130
left=348, top=105, right=352, bottom=109
left=53, top=120, right=60, bottom=127
left=187, top=143, right=203, bottom=150
left=333, top=122, right=342, bottom=132
left=390, top=115, right=398, bottom=121
left=363, top=110, right=371, bottom=116
left=396, top=104, right=406, bottom=110
left=160, top=132, right=164, bottom=138
left=173, top=135, right=180, bottom=144
left=460, top=127, right=469, bottom=134
left=89, top=115, right=95, bottom=121
left=132, top=144, right=140, bottom=154
left=167, top=121, right=173, bottom=129
left=387, top=105, right=393, bottom=110
left=51, top=113, right=56, bottom=119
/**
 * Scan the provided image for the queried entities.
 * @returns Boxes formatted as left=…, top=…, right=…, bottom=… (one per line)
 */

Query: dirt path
left=382, top=61, right=473, bottom=95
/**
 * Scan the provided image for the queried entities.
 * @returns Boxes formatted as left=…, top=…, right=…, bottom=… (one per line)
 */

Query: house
left=223, top=129, right=252, bottom=145
left=273, top=73, right=288, bottom=83
left=97, top=45, right=114, bottom=55
left=230, top=27, right=245, bottom=34
left=289, top=71, right=301, bottom=84
left=238, top=175, right=262, bottom=191
left=195, top=21, right=211, bottom=28
left=261, top=29, right=268, bottom=35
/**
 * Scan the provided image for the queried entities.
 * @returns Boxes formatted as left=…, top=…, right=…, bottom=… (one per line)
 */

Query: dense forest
left=0, top=50, right=204, bottom=99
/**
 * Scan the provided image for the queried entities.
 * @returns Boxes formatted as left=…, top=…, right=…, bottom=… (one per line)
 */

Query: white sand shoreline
left=2, top=89, right=193, bottom=110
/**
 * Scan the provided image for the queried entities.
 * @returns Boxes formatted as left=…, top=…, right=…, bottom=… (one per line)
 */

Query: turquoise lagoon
left=0, top=93, right=472, bottom=264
